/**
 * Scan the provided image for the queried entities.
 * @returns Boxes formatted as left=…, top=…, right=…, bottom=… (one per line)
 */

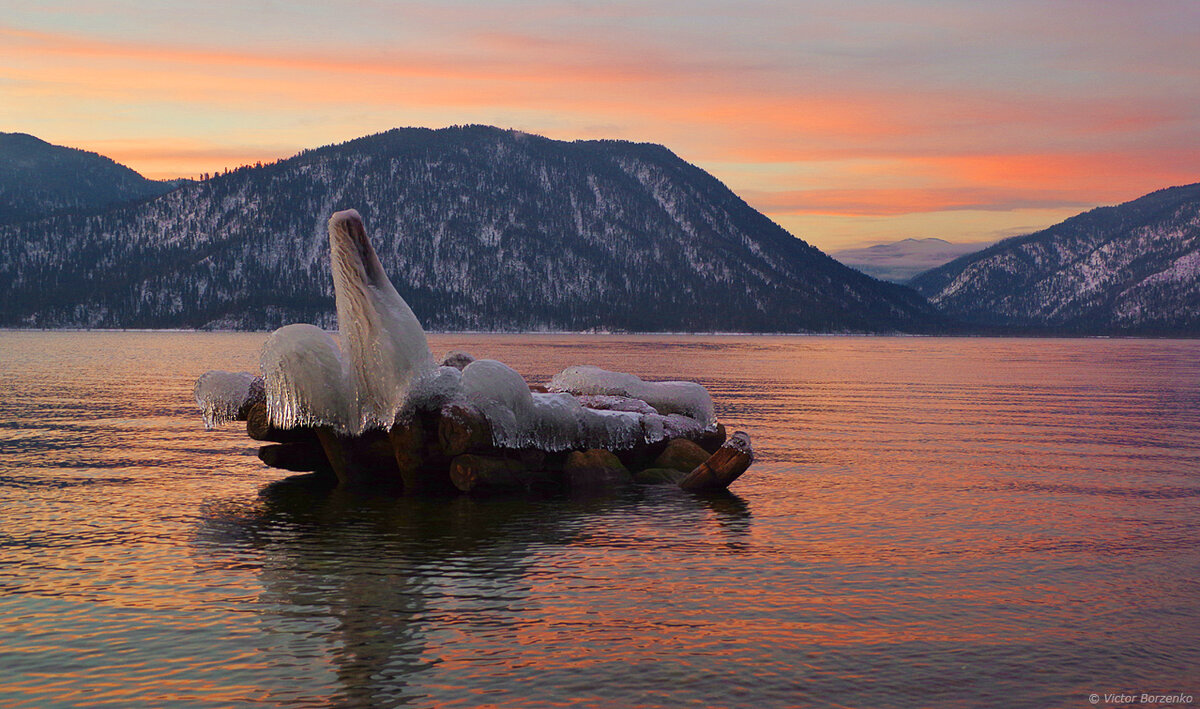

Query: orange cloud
left=744, top=187, right=1093, bottom=217
left=3, top=11, right=1195, bottom=246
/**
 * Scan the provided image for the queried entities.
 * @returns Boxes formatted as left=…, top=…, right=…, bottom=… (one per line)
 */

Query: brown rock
left=257, top=442, right=333, bottom=475
left=235, top=377, right=266, bottom=420
left=633, top=467, right=688, bottom=485
left=652, top=438, right=711, bottom=473
left=563, top=449, right=632, bottom=490
left=679, top=431, right=754, bottom=492
left=449, top=454, right=531, bottom=494
left=245, top=401, right=317, bottom=443
left=441, top=350, right=475, bottom=370
left=437, top=403, right=492, bottom=457
left=386, top=414, right=428, bottom=491
left=316, top=428, right=403, bottom=488
left=697, top=423, right=728, bottom=454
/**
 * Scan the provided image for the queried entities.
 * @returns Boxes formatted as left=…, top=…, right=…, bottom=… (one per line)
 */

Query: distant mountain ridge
left=0, top=132, right=179, bottom=224
left=0, top=126, right=942, bottom=333
left=909, top=183, right=1200, bottom=334
left=831, top=237, right=991, bottom=283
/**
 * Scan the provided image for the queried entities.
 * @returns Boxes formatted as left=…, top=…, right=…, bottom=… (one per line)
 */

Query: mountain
left=0, top=132, right=180, bottom=224
left=0, top=126, right=941, bottom=333
left=830, top=237, right=991, bottom=283
left=909, top=183, right=1200, bottom=334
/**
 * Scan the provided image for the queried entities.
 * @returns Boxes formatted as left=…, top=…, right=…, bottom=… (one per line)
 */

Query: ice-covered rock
left=194, top=370, right=263, bottom=429
left=260, top=323, right=352, bottom=430
left=246, top=212, right=438, bottom=435
left=406, top=365, right=465, bottom=412
left=549, top=365, right=716, bottom=428
left=329, top=210, right=435, bottom=431
left=460, top=359, right=681, bottom=452
left=575, top=394, right=659, bottom=416
left=196, top=210, right=722, bottom=466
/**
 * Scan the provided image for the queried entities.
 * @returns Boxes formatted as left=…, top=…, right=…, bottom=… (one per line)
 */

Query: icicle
left=194, top=370, right=263, bottom=429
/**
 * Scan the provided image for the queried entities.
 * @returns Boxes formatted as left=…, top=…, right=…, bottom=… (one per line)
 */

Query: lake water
left=1, top=332, right=1198, bottom=708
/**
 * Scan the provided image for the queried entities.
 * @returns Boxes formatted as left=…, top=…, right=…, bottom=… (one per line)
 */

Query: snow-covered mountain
left=909, top=183, right=1200, bottom=334
left=0, top=126, right=941, bottom=332
left=831, top=237, right=991, bottom=283
left=0, top=132, right=179, bottom=224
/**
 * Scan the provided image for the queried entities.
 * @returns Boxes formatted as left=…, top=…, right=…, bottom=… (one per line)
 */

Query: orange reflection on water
left=2, top=333, right=1200, bottom=706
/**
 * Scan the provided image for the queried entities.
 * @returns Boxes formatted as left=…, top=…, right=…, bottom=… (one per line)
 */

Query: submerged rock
left=563, top=449, right=632, bottom=490
left=653, top=438, right=711, bottom=473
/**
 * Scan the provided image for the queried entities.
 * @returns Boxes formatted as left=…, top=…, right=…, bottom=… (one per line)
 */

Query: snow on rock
left=461, top=359, right=535, bottom=446
left=194, top=370, right=263, bottom=429
left=724, top=430, right=754, bottom=456
left=549, top=365, right=716, bottom=428
left=661, top=413, right=707, bottom=440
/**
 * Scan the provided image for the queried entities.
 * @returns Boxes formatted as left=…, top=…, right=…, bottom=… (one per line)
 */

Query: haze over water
left=1, top=332, right=1198, bottom=707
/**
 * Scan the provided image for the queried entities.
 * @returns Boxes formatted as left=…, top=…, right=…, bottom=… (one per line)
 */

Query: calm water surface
left=1, top=332, right=1198, bottom=708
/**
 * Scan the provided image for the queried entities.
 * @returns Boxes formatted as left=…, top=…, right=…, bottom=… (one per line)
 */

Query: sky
left=2, top=0, right=1198, bottom=251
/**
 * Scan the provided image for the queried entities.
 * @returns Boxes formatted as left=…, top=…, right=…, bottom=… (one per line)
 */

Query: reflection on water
left=195, top=477, right=750, bottom=706
left=1, top=332, right=1199, bottom=707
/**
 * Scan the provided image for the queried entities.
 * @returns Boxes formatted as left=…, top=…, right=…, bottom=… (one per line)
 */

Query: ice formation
left=195, top=210, right=718, bottom=454
left=328, top=209, right=434, bottom=430
left=549, top=365, right=716, bottom=428
left=194, top=370, right=263, bottom=429
left=260, top=324, right=352, bottom=430
left=456, top=359, right=705, bottom=452
left=236, top=211, right=436, bottom=434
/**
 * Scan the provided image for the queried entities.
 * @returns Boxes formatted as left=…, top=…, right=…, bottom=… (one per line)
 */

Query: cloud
left=3, top=2, right=1196, bottom=247
left=744, top=187, right=1094, bottom=217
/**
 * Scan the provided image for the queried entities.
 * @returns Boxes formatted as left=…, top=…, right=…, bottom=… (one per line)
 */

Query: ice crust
left=549, top=365, right=716, bottom=428
left=194, top=370, right=262, bottom=429
left=455, top=359, right=708, bottom=451
left=575, top=395, right=659, bottom=416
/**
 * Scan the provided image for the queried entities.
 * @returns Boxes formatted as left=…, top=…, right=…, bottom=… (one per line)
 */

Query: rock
left=653, top=437, right=711, bottom=472
left=441, top=350, right=475, bottom=370
left=634, top=467, right=688, bottom=485
left=449, top=454, right=531, bottom=494
left=563, top=449, right=632, bottom=490
left=437, top=402, right=492, bottom=457
left=315, top=428, right=402, bottom=488
left=697, top=423, right=727, bottom=454
left=236, top=377, right=266, bottom=420
left=257, top=442, right=332, bottom=475
left=245, top=401, right=318, bottom=443
left=679, top=431, right=754, bottom=492
left=387, top=413, right=432, bottom=491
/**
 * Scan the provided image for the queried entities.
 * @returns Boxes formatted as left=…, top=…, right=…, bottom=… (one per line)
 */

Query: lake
left=1, top=332, right=1198, bottom=707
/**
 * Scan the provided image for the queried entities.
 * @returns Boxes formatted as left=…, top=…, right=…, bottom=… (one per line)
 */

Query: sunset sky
left=3, top=1, right=1198, bottom=250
